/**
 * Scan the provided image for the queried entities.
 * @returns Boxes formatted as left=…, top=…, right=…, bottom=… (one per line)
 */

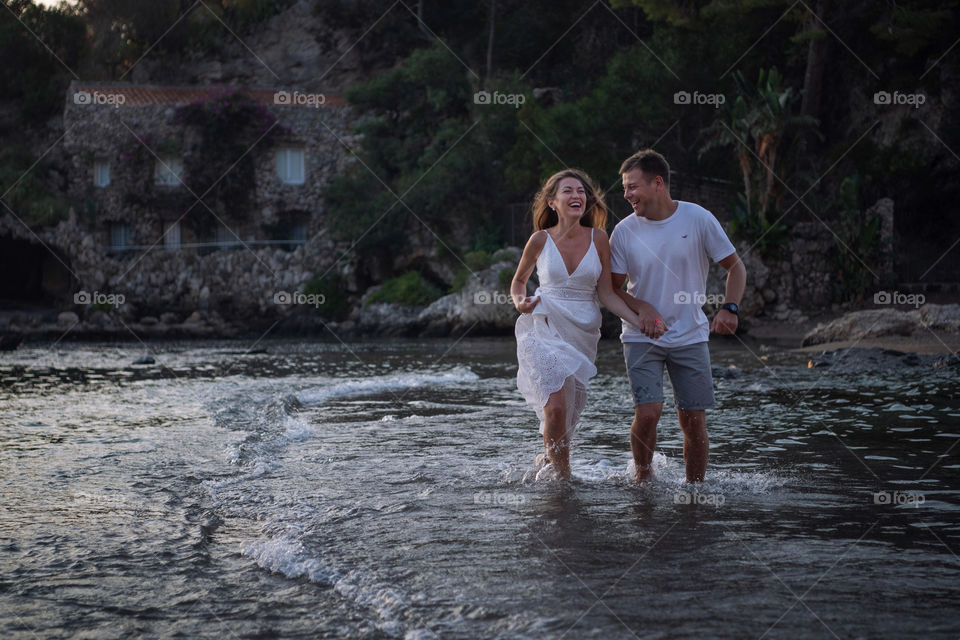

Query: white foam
left=240, top=536, right=339, bottom=585
left=282, top=413, right=315, bottom=441
left=506, top=451, right=786, bottom=494
left=203, top=459, right=280, bottom=497
left=243, top=532, right=427, bottom=637
left=297, top=368, right=479, bottom=404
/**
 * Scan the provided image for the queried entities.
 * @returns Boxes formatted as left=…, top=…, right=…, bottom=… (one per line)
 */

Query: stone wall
left=705, top=198, right=896, bottom=322
left=0, top=82, right=359, bottom=329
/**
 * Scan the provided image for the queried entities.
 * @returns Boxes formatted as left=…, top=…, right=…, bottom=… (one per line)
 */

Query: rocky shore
left=3, top=235, right=958, bottom=357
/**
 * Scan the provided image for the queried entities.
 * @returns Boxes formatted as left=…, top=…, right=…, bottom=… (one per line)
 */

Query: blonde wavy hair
left=532, top=168, right=608, bottom=231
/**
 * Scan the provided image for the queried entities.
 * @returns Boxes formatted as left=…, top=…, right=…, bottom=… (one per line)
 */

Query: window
left=263, top=217, right=308, bottom=251
left=93, top=159, right=110, bottom=187
left=215, top=225, right=238, bottom=250
left=163, top=222, right=181, bottom=250
left=110, top=223, right=132, bottom=252
left=290, top=221, right=307, bottom=245
left=154, top=156, right=183, bottom=186
left=276, top=147, right=305, bottom=184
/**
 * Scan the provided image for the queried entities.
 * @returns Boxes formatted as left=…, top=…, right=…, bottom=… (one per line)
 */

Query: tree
left=699, top=68, right=818, bottom=228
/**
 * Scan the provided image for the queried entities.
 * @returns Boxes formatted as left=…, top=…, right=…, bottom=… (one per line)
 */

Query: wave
left=296, top=367, right=480, bottom=404
left=240, top=533, right=436, bottom=638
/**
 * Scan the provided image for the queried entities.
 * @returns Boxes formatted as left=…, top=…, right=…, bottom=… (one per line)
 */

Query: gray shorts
left=623, top=341, right=715, bottom=410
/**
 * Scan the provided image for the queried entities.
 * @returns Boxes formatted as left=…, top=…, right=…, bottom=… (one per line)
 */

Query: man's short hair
left=619, top=149, right=670, bottom=187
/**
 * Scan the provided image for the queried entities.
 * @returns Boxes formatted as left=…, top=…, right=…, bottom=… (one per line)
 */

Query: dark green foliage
left=77, top=0, right=296, bottom=75
left=0, top=1, right=86, bottom=121
left=0, top=146, right=72, bottom=227
left=324, top=44, right=525, bottom=274
left=173, top=90, right=283, bottom=235
left=450, top=269, right=470, bottom=293
left=498, top=267, right=515, bottom=290
left=830, top=175, right=880, bottom=303
left=304, top=274, right=350, bottom=320
left=366, top=271, right=443, bottom=307
left=464, top=250, right=492, bottom=272
left=699, top=67, right=818, bottom=253
left=726, top=193, right=788, bottom=260
left=2, top=0, right=957, bottom=302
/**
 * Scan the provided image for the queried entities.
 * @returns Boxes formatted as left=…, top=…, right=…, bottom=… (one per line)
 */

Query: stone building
left=2, top=81, right=357, bottom=328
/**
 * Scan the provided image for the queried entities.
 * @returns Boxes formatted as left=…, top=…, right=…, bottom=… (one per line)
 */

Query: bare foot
left=634, top=463, right=654, bottom=483
left=553, top=461, right=572, bottom=480
left=534, top=458, right=572, bottom=481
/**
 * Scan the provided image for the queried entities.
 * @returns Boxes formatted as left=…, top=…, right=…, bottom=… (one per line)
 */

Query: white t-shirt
left=610, top=201, right=736, bottom=346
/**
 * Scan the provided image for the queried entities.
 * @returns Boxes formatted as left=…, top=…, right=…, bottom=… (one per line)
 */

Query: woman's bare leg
left=542, top=387, right=571, bottom=479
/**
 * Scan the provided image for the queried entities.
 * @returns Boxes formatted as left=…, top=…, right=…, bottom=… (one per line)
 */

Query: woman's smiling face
left=549, top=177, right=586, bottom=220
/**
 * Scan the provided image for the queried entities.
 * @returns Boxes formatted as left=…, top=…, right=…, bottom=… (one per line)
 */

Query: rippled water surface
left=1, top=338, right=959, bottom=639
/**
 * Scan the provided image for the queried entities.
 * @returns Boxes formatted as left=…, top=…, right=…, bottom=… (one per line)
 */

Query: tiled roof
left=68, top=81, right=346, bottom=107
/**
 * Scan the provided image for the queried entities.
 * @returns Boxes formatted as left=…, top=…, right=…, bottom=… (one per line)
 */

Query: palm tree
left=700, top=67, right=819, bottom=229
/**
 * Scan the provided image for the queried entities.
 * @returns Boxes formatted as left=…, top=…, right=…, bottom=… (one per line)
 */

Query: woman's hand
left=515, top=295, right=540, bottom=314
left=636, top=304, right=667, bottom=338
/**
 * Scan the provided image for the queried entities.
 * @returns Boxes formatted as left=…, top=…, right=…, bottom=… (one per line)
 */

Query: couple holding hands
left=511, top=149, right=747, bottom=482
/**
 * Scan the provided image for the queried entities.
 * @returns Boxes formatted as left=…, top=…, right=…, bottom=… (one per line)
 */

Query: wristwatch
left=720, top=302, right=739, bottom=315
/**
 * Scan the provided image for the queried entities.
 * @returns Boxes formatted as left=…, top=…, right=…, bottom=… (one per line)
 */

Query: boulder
left=802, top=309, right=916, bottom=346
left=57, top=311, right=79, bottom=327
left=86, top=310, right=112, bottom=327
left=184, top=311, right=206, bottom=325
left=417, top=256, right=526, bottom=335
left=802, top=304, right=960, bottom=346
left=355, top=250, right=526, bottom=337
left=807, top=347, right=929, bottom=372
left=916, top=304, right=960, bottom=333
left=357, top=302, right=424, bottom=336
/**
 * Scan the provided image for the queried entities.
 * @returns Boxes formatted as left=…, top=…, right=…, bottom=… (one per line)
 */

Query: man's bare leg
left=542, top=389, right=571, bottom=479
left=631, top=402, right=662, bottom=481
left=677, top=408, right=708, bottom=482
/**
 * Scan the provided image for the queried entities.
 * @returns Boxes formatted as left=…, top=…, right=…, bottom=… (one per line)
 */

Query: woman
left=511, top=169, right=665, bottom=480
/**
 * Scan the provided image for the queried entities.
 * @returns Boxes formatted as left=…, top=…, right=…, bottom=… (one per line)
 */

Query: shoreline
left=2, top=321, right=958, bottom=357
left=3, top=304, right=958, bottom=356
left=747, top=316, right=960, bottom=355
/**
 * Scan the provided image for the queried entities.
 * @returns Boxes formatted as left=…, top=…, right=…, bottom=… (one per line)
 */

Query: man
left=610, top=149, right=746, bottom=483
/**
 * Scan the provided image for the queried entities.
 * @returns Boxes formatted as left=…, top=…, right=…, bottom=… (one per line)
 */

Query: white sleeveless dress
left=516, top=228, right=602, bottom=444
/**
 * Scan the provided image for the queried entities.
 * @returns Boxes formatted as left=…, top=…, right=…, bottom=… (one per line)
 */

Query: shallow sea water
left=1, top=337, right=958, bottom=639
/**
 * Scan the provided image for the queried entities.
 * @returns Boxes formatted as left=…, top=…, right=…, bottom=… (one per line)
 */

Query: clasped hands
left=636, top=306, right=667, bottom=339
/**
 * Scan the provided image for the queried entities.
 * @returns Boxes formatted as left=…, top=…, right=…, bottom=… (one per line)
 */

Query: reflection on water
left=1, top=338, right=958, bottom=638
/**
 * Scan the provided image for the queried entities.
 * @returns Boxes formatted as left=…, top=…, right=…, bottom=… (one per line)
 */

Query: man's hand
left=515, top=295, right=540, bottom=314
left=710, top=309, right=738, bottom=335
